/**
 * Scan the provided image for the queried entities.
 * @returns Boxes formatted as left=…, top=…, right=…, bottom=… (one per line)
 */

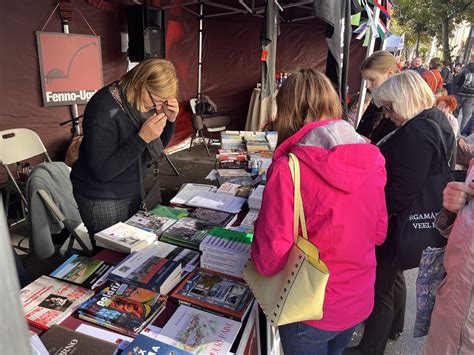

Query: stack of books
left=109, top=241, right=200, bottom=295
left=94, top=222, right=157, bottom=253
left=154, top=305, right=242, bottom=354
left=216, top=149, right=247, bottom=169
left=220, top=131, right=245, bottom=150
left=248, top=185, right=265, bottom=211
left=78, top=281, right=166, bottom=336
left=216, top=168, right=253, bottom=186
left=199, top=227, right=253, bottom=278
left=265, top=131, right=278, bottom=151
left=20, top=276, right=94, bottom=330
left=171, top=268, right=254, bottom=321
left=239, top=210, right=259, bottom=231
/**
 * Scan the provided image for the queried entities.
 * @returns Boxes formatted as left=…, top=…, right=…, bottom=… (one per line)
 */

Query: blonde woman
left=357, top=50, right=399, bottom=143
left=252, top=69, right=387, bottom=354
left=71, top=59, right=179, bottom=243
left=347, top=71, right=455, bottom=355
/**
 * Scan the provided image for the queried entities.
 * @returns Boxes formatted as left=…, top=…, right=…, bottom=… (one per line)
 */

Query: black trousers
left=357, top=256, right=406, bottom=355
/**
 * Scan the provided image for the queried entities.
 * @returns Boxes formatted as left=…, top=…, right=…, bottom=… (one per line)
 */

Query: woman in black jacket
left=347, top=71, right=455, bottom=355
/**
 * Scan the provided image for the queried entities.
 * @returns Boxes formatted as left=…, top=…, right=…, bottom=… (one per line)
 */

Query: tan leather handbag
left=243, top=153, right=330, bottom=326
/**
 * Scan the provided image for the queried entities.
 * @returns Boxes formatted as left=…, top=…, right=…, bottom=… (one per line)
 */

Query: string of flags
left=352, top=0, right=393, bottom=46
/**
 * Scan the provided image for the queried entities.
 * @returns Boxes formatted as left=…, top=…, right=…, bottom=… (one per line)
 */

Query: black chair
left=189, top=98, right=231, bottom=156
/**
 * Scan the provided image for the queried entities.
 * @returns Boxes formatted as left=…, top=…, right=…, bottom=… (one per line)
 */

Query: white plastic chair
left=0, top=128, right=51, bottom=213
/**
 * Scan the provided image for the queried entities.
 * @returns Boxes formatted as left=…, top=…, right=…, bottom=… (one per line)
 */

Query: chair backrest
left=189, top=98, right=198, bottom=115
left=0, top=128, right=50, bottom=165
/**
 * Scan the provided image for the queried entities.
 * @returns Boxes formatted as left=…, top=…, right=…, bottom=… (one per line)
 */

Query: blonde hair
left=373, top=70, right=435, bottom=120
left=275, top=68, right=342, bottom=144
left=119, top=58, right=178, bottom=112
left=360, top=50, right=399, bottom=74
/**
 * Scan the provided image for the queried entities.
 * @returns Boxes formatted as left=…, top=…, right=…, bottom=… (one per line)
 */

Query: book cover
left=20, top=276, right=93, bottom=329
left=122, top=334, right=192, bottom=355
left=78, top=281, right=165, bottom=335
left=188, top=207, right=236, bottom=226
left=155, top=305, right=241, bottom=354
left=186, top=191, right=247, bottom=214
left=49, top=254, right=112, bottom=289
left=149, top=204, right=189, bottom=219
left=161, top=217, right=215, bottom=250
left=95, top=222, right=156, bottom=253
left=126, top=210, right=177, bottom=237
left=171, top=268, right=254, bottom=320
left=40, top=325, right=118, bottom=355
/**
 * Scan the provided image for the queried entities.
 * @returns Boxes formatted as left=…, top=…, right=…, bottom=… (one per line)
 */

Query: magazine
left=49, top=254, right=112, bottom=289
left=185, top=191, right=247, bottom=214
left=20, top=276, right=93, bottom=329
left=125, top=210, right=177, bottom=237
left=94, top=222, right=157, bottom=253
left=171, top=268, right=254, bottom=320
left=160, top=217, right=215, bottom=250
left=78, top=281, right=166, bottom=336
left=170, top=183, right=217, bottom=205
left=188, top=207, right=236, bottom=227
left=121, top=334, right=192, bottom=355
left=155, top=305, right=241, bottom=354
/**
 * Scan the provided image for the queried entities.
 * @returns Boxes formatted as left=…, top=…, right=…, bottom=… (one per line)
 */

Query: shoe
left=389, top=332, right=402, bottom=341
left=342, top=347, right=362, bottom=355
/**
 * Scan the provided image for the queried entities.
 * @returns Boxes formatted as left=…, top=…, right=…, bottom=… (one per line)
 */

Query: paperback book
left=49, top=254, right=112, bottom=289
left=149, top=204, right=189, bottom=219
left=125, top=210, right=177, bottom=237
left=20, top=276, right=94, bottom=329
left=171, top=268, right=254, bottom=320
left=160, top=217, right=215, bottom=250
left=121, top=334, right=192, bottom=355
left=155, top=305, right=241, bottom=354
left=78, top=280, right=166, bottom=336
left=188, top=207, right=236, bottom=227
left=40, top=325, right=118, bottom=355
left=94, top=222, right=157, bottom=253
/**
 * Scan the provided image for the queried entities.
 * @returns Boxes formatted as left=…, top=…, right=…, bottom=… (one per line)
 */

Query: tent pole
left=197, top=2, right=204, bottom=98
left=355, top=1, right=381, bottom=129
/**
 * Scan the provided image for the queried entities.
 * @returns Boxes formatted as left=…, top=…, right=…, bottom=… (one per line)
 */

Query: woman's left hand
left=164, top=98, right=179, bottom=122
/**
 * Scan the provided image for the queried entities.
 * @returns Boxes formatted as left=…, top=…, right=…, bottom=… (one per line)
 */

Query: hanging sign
left=36, top=32, right=103, bottom=107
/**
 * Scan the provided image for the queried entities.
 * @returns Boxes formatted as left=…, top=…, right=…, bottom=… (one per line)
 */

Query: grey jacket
left=423, top=160, right=474, bottom=354
left=26, top=162, right=82, bottom=259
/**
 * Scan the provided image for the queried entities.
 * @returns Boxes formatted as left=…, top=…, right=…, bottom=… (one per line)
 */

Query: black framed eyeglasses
left=146, top=89, right=167, bottom=111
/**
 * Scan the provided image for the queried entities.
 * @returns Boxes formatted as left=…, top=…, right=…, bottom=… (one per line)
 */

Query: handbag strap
left=288, top=153, right=308, bottom=242
left=424, top=119, right=451, bottom=172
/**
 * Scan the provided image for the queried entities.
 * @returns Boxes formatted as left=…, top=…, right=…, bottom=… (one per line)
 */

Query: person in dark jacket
left=71, top=59, right=179, bottom=242
left=357, top=51, right=398, bottom=143
left=453, top=54, right=474, bottom=130
left=346, top=71, right=455, bottom=355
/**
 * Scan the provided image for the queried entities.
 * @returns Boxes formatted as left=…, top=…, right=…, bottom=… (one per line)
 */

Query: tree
left=391, top=0, right=474, bottom=62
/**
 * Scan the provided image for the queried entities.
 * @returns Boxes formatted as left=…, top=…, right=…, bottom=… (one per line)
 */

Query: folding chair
left=0, top=128, right=51, bottom=223
left=189, top=98, right=232, bottom=156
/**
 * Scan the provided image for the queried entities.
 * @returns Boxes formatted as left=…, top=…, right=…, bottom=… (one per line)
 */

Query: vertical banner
left=36, top=32, right=103, bottom=106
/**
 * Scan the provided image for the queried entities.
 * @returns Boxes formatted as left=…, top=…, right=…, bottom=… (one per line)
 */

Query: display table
left=245, top=87, right=277, bottom=132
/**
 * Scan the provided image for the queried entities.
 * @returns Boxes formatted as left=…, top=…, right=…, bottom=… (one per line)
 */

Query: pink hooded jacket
left=251, top=119, right=388, bottom=331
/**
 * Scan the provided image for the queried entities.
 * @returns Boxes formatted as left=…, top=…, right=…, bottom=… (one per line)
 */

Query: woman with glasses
left=71, top=59, right=179, bottom=245
left=346, top=71, right=455, bottom=355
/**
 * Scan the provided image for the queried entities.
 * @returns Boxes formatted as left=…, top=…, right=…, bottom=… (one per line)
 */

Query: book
left=216, top=169, right=251, bottom=177
left=188, top=207, right=236, bottom=226
left=125, top=210, right=177, bottom=237
left=200, top=227, right=253, bottom=257
left=239, top=210, right=259, bottom=230
left=109, top=241, right=200, bottom=295
left=216, top=182, right=241, bottom=195
left=149, top=204, right=189, bottom=219
left=78, top=280, right=166, bottom=336
left=155, top=305, right=241, bottom=354
left=122, top=334, right=192, bottom=355
left=170, top=183, right=217, bottom=205
left=160, top=217, right=215, bottom=250
left=186, top=191, right=247, bottom=214
left=49, top=254, right=112, bottom=289
left=171, top=268, right=254, bottom=321
left=20, top=276, right=93, bottom=329
left=40, top=325, right=118, bottom=355
left=95, top=222, right=157, bottom=253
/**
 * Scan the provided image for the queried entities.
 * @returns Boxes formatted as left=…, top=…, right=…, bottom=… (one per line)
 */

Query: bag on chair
left=242, top=153, right=330, bottom=327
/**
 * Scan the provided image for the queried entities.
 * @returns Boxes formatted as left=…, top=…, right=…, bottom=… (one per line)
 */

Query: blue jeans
left=279, top=322, right=357, bottom=355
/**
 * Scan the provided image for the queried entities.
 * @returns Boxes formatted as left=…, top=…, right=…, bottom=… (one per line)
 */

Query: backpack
left=195, top=95, right=217, bottom=115
left=461, top=71, right=474, bottom=95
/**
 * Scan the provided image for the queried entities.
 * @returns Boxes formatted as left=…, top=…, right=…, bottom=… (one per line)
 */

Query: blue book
left=122, top=334, right=192, bottom=355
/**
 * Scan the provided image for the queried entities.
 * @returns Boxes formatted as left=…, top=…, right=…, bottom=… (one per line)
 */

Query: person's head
left=360, top=50, right=399, bottom=93
left=436, top=95, right=457, bottom=114
left=430, top=57, right=441, bottom=69
left=434, top=88, right=448, bottom=98
left=275, top=68, right=342, bottom=144
left=119, top=58, right=178, bottom=113
left=412, top=57, right=423, bottom=68
left=442, top=59, right=450, bottom=67
left=373, top=70, right=435, bottom=126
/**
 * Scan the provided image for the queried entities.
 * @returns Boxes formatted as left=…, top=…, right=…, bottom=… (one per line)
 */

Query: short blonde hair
left=360, top=50, right=399, bottom=74
left=275, top=68, right=342, bottom=144
left=119, top=58, right=178, bottom=112
left=373, top=70, right=435, bottom=120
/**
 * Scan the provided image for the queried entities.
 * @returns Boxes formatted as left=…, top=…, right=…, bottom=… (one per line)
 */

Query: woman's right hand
left=138, top=112, right=167, bottom=143
left=442, top=181, right=474, bottom=213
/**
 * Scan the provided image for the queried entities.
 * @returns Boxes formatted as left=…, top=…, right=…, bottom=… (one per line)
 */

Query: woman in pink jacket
left=251, top=69, right=388, bottom=355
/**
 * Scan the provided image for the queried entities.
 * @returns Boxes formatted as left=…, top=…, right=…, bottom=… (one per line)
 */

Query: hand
left=163, top=98, right=179, bottom=122
left=138, top=113, right=167, bottom=143
left=442, top=181, right=474, bottom=213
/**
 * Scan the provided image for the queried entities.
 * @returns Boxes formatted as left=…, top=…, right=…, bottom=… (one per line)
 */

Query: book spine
left=199, top=261, right=243, bottom=279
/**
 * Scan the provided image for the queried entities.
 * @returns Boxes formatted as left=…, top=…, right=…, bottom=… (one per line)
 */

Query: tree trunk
left=441, top=15, right=451, bottom=62
left=416, top=32, right=420, bottom=57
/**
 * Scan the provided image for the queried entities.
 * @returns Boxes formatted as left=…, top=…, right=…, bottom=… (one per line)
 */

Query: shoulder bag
left=395, top=119, right=452, bottom=270
left=242, top=153, right=330, bottom=327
